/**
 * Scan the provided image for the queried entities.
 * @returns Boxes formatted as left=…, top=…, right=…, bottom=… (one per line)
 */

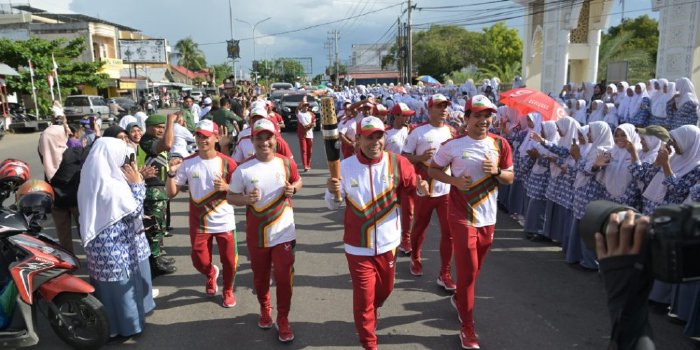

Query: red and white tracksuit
left=325, top=151, right=417, bottom=350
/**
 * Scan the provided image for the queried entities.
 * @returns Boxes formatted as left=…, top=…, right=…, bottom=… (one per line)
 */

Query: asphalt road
left=0, top=126, right=695, bottom=350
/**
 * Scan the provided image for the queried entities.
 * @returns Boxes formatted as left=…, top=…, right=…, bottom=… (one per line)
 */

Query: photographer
left=595, top=210, right=655, bottom=350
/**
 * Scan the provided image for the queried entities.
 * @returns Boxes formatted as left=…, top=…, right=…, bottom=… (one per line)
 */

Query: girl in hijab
left=503, top=113, right=531, bottom=224
left=667, top=77, right=700, bottom=129
left=573, top=99, right=588, bottom=125
left=617, top=86, right=634, bottom=124
left=588, top=100, right=605, bottom=123
left=603, top=103, right=618, bottom=130
left=626, top=83, right=652, bottom=127
left=78, top=137, right=155, bottom=338
left=615, top=81, right=630, bottom=106
left=582, top=82, right=596, bottom=106
left=635, top=125, right=670, bottom=165
left=125, top=122, right=143, bottom=153
left=569, top=121, right=614, bottom=269
left=600, top=124, right=643, bottom=209
left=535, top=116, right=581, bottom=245
left=497, top=107, right=520, bottom=207
left=590, top=83, right=605, bottom=106
left=559, top=82, right=575, bottom=103
left=38, top=121, right=70, bottom=182
left=523, top=120, right=559, bottom=242
left=603, top=83, right=617, bottom=104
left=650, top=79, right=668, bottom=123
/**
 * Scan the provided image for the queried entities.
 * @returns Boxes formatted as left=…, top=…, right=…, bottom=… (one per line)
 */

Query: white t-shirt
left=229, top=156, right=298, bottom=247
left=232, top=128, right=254, bottom=163
left=175, top=154, right=237, bottom=234
left=403, top=123, right=454, bottom=197
left=171, top=123, right=195, bottom=157
left=297, top=112, right=314, bottom=139
left=432, top=134, right=513, bottom=227
left=384, top=127, right=409, bottom=154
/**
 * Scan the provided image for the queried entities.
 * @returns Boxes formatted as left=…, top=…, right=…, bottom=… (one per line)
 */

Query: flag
left=28, top=59, right=34, bottom=77
left=52, top=53, right=62, bottom=101
left=52, top=53, right=58, bottom=76
left=47, top=74, right=54, bottom=88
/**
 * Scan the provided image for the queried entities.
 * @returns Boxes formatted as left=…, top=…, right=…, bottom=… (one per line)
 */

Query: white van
left=189, top=90, right=203, bottom=102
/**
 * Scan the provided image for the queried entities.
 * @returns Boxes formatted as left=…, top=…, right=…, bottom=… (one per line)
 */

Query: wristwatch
left=167, top=172, right=176, bottom=178
left=495, top=168, right=502, bottom=176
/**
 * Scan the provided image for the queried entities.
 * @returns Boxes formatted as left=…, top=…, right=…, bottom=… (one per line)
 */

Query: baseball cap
left=637, top=125, right=670, bottom=142
left=372, top=104, right=388, bottom=116
left=251, top=100, right=267, bottom=110
left=250, top=106, right=268, bottom=119
left=252, top=118, right=276, bottom=137
left=428, top=94, right=449, bottom=108
left=390, top=102, right=416, bottom=117
left=465, top=95, right=497, bottom=114
left=195, top=119, right=219, bottom=137
left=203, top=97, right=212, bottom=105
left=357, top=116, right=386, bottom=137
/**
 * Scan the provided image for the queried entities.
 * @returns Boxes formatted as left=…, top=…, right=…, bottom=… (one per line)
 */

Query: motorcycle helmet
left=0, top=159, right=30, bottom=190
left=15, top=180, right=54, bottom=224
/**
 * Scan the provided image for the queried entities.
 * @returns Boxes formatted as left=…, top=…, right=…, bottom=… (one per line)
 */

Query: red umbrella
left=499, top=88, right=567, bottom=121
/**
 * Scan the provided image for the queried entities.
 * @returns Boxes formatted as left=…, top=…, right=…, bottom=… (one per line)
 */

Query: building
left=344, top=43, right=400, bottom=85
left=652, top=0, right=700, bottom=84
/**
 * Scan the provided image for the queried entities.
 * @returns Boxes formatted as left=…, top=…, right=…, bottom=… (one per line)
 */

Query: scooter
left=0, top=176, right=109, bottom=349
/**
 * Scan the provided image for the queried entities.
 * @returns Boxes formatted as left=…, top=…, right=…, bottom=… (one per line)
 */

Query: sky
left=21, top=0, right=656, bottom=78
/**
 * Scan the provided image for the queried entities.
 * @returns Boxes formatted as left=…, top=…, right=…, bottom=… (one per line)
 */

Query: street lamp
left=234, top=16, right=271, bottom=70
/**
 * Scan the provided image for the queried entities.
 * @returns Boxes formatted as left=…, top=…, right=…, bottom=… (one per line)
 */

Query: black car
left=278, top=93, right=320, bottom=131
left=110, top=97, right=137, bottom=117
left=269, top=89, right=293, bottom=107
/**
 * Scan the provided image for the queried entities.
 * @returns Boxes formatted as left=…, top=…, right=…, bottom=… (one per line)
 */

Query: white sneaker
left=151, top=288, right=160, bottom=298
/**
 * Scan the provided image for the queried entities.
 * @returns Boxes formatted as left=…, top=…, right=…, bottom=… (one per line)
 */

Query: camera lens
left=579, top=200, right=637, bottom=252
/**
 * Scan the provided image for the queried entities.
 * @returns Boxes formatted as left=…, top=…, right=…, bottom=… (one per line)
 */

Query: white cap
left=251, top=106, right=268, bottom=118
left=203, top=97, right=212, bottom=105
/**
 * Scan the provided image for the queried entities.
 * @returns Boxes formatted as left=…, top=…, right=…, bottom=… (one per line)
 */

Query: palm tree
left=175, top=37, right=206, bottom=71
left=598, top=31, right=653, bottom=83
left=478, top=61, right=521, bottom=87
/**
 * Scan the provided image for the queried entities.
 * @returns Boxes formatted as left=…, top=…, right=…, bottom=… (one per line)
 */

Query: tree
left=325, top=64, right=347, bottom=84
left=599, top=15, right=658, bottom=82
left=477, top=22, right=522, bottom=71
left=412, top=25, right=476, bottom=79
left=210, top=64, right=233, bottom=85
left=253, top=59, right=306, bottom=83
left=0, top=36, right=108, bottom=115
left=478, top=61, right=521, bottom=87
left=175, top=37, right=207, bottom=71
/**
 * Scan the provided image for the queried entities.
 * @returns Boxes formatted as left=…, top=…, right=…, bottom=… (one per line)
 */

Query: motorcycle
left=0, top=160, right=109, bottom=349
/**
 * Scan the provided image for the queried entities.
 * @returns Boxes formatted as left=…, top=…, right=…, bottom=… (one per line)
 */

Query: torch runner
left=320, top=97, right=343, bottom=202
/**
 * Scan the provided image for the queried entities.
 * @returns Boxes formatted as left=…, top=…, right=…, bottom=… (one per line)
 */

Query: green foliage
left=599, top=15, right=658, bottom=82
left=478, top=61, right=521, bottom=86
left=0, top=36, right=109, bottom=115
left=254, top=59, right=306, bottom=83
left=210, top=64, right=233, bottom=85
left=175, top=37, right=207, bottom=71
left=312, top=74, right=325, bottom=85
left=479, top=22, right=522, bottom=71
left=444, top=68, right=483, bottom=85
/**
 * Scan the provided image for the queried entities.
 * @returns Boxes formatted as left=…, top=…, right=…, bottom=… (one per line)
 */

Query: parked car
left=63, top=95, right=113, bottom=126
left=270, top=82, right=293, bottom=91
left=278, top=93, right=320, bottom=131
left=110, top=97, right=136, bottom=117
left=189, top=90, right=204, bottom=102
left=7, top=103, right=49, bottom=133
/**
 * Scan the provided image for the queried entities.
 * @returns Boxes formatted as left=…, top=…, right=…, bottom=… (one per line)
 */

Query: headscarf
left=603, top=124, right=641, bottom=198
left=647, top=79, right=659, bottom=101
left=38, top=125, right=68, bottom=181
left=102, top=125, right=127, bottom=138
left=588, top=100, right=605, bottom=123
left=575, top=122, right=613, bottom=188
left=551, top=116, right=580, bottom=178
left=639, top=134, right=663, bottom=164
left=582, top=82, right=595, bottom=103
left=651, top=79, right=670, bottom=118
left=532, top=120, right=559, bottom=175
left=675, top=77, right=699, bottom=109
left=643, top=125, right=700, bottom=203
left=574, top=99, right=588, bottom=125
left=603, top=103, right=618, bottom=129
left=617, top=86, right=633, bottom=122
left=519, top=112, right=543, bottom=157
left=78, top=137, right=139, bottom=246
left=604, top=83, right=617, bottom=103
left=627, top=83, right=649, bottom=119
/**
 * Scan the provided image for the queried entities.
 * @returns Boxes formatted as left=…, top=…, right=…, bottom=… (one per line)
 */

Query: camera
left=580, top=200, right=700, bottom=283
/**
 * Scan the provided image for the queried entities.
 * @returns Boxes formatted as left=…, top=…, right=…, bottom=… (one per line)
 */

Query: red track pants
left=400, top=190, right=415, bottom=243
left=189, top=230, right=237, bottom=292
left=410, top=194, right=453, bottom=273
left=449, top=223, right=494, bottom=328
left=345, top=250, right=397, bottom=350
left=298, top=137, right=313, bottom=169
left=247, top=239, right=296, bottom=319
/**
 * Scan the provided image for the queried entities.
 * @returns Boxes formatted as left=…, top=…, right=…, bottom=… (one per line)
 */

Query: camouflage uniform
left=181, top=108, right=196, bottom=131
left=139, top=133, right=169, bottom=257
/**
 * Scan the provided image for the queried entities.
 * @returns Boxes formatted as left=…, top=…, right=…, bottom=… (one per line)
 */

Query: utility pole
left=396, top=17, right=403, bottom=84
left=407, top=0, right=413, bottom=84
left=334, top=30, right=340, bottom=88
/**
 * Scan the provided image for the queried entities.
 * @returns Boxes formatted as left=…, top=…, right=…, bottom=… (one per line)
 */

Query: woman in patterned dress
left=603, top=103, right=619, bottom=130
left=626, top=83, right=652, bottom=127
left=504, top=113, right=530, bottom=222
left=667, top=77, right=699, bottom=130
left=568, top=122, right=613, bottom=269
left=600, top=124, right=643, bottom=210
left=524, top=120, right=558, bottom=241
left=78, top=137, right=155, bottom=338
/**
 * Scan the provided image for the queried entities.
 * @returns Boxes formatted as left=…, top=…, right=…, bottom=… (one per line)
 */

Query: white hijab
left=639, top=134, right=663, bottom=164
left=627, top=83, right=649, bottom=119
left=651, top=79, right=670, bottom=118
left=582, top=82, right=595, bottom=104
left=603, top=124, right=641, bottom=198
left=78, top=137, right=138, bottom=247
left=575, top=122, right=613, bottom=188
left=675, top=77, right=700, bottom=109
left=604, top=83, right=617, bottom=103
left=519, top=113, right=543, bottom=157
left=574, top=99, right=588, bottom=125
left=617, top=86, right=633, bottom=121
left=603, top=103, right=619, bottom=129
left=588, top=100, right=605, bottom=123
left=643, top=125, right=700, bottom=203
left=551, top=117, right=580, bottom=178
left=532, top=121, right=560, bottom=175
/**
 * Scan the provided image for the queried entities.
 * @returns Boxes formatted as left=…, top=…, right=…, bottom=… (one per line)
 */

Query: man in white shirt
left=166, top=119, right=239, bottom=308
left=170, top=113, right=196, bottom=158
left=429, top=95, right=513, bottom=349
left=296, top=99, right=315, bottom=172
left=402, top=94, right=457, bottom=292
left=228, top=118, right=302, bottom=343
left=200, top=97, right=213, bottom=118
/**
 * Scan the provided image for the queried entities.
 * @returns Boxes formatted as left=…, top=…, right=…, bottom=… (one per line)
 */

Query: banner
left=227, top=40, right=240, bottom=59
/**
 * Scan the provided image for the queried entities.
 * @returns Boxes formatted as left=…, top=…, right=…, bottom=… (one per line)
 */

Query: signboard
left=119, top=39, right=167, bottom=64
left=606, top=61, right=628, bottom=83
left=100, top=58, right=124, bottom=79
left=227, top=40, right=240, bottom=59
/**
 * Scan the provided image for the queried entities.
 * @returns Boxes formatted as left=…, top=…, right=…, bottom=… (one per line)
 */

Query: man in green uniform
left=140, top=113, right=178, bottom=276
left=181, top=96, right=197, bottom=131
left=211, top=97, right=241, bottom=138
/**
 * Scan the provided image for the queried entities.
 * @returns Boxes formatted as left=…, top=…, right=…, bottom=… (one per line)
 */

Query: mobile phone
left=129, top=153, right=135, bottom=163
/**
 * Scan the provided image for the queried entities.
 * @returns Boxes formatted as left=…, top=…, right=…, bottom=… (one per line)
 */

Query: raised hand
left=482, top=152, right=498, bottom=175
left=122, top=162, right=143, bottom=184
left=417, top=175, right=429, bottom=195
left=213, top=174, right=228, bottom=192
left=283, top=180, right=295, bottom=198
